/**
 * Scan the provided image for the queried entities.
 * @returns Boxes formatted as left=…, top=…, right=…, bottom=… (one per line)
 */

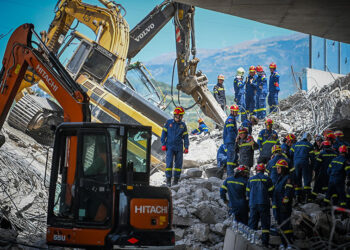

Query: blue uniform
left=272, top=174, right=294, bottom=245
left=257, top=129, right=279, bottom=163
left=268, top=70, right=280, bottom=113
left=213, top=83, right=226, bottom=110
left=266, top=153, right=290, bottom=184
left=220, top=176, right=248, bottom=224
left=242, top=119, right=253, bottom=135
left=223, top=114, right=238, bottom=176
left=191, top=122, right=209, bottom=135
left=217, top=144, right=228, bottom=168
left=245, top=74, right=258, bottom=115
left=324, top=155, right=350, bottom=207
left=161, top=119, right=189, bottom=178
left=333, top=138, right=350, bottom=153
left=246, top=172, right=274, bottom=245
left=255, top=72, right=268, bottom=119
left=290, top=139, right=313, bottom=196
left=281, top=143, right=292, bottom=158
left=233, top=77, right=247, bottom=121
left=313, top=148, right=337, bottom=196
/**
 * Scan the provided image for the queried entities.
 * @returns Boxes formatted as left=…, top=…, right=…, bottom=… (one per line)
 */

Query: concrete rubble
left=0, top=74, right=350, bottom=249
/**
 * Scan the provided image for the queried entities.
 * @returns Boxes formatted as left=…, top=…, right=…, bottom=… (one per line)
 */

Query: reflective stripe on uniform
left=250, top=179, right=267, bottom=182
left=268, top=186, right=274, bottom=191
left=227, top=162, right=236, bottom=166
left=221, top=185, right=227, bottom=190
left=226, top=124, right=235, bottom=127
left=295, top=187, right=302, bottom=191
left=183, top=131, right=188, bottom=135
left=316, top=158, right=322, bottom=162
left=333, top=161, right=344, bottom=165
left=262, top=230, right=270, bottom=233
left=227, top=181, right=245, bottom=186
left=295, top=144, right=311, bottom=148
left=283, top=229, right=293, bottom=234
left=285, top=184, right=293, bottom=188
left=323, top=154, right=337, bottom=157
left=239, top=142, right=253, bottom=147
left=246, top=187, right=250, bottom=191
left=262, top=140, right=278, bottom=145
left=163, top=127, right=168, bottom=132
left=174, top=168, right=182, bottom=172
left=291, top=148, right=295, bottom=152
left=303, top=186, right=311, bottom=190
left=165, top=168, right=172, bottom=171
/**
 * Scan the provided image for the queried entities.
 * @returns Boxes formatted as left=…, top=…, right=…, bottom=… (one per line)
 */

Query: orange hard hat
left=269, top=62, right=277, bottom=69
left=256, top=65, right=264, bottom=72
left=174, top=106, right=185, bottom=115
left=230, top=104, right=239, bottom=112
left=198, top=118, right=203, bottom=123
left=217, top=74, right=225, bottom=80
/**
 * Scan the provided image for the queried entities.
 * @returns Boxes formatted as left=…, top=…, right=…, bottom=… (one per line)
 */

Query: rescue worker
left=213, top=74, right=226, bottom=111
left=161, top=106, right=189, bottom=186
left=245, top=66, right=258, bottom=116
left=272, top=159, right=294, bottom=248
left=242, top=115, right=259, bottom=135
left=255, top=65, right=268, bottom=119
left=334, top=130, right=350, bottom=151
left=217, top=144, right=228, bottom=168
left=268, top=62, right=280, bottom=113
left=281, top=134, right=296, bottom=159
left=324, top=145, right=350, bottom=207
left=290, top=132, right=313, bottom=203
left=266, top=145, right=290, bottom=185
left=257, top=119, right=279, bottom=164
left=247, top=163, right=274, bottom=248
left=325, top=132, right=337, bottom=149
left=191, top=118, right=209, bottom=135
left=223, top=105, right=239, bottom=176
left=220, top=165, right=249, bottom=225
left=235, top=127, right=258, bottom=168
left=322, top=129, right=334, bottom=140
left=233, top=67, right=247, bottom=121
left=312, top=140, right=337, bottom=198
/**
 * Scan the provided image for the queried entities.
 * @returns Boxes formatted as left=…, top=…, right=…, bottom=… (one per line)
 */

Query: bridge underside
left=175, top=0, right=350, bottom=43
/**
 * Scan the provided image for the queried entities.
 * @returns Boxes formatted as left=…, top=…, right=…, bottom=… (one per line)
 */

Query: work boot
left=166, top=177, right=172, bottom=187
left=173, top=177, right=179, bottom=185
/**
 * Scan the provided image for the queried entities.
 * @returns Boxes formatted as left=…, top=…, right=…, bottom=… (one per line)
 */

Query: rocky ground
left=1, top=74, right=350, bottom=249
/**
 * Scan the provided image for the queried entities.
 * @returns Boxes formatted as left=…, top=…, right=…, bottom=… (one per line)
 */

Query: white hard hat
left=236, top=67, right=245, bottom=76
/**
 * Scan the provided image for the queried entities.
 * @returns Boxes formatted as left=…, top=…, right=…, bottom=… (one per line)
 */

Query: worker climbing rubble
left=255, top=65, right=268, bottom=119
left=213, top=74, right=227, bottom=111
left=223, top=105, right=239, bottom=176
left=234, top=126, right=258, bottom=169
left=268, top=62, right=280, bottom=113
left=245, top=66, right=258, bottom=116
left=246, top=163, right=274, bottom=248
left=257, top=119, right=279, bottom=164
left=290, top=132, right=314, bottom=203
left=220, top=165, right=249, bottom=225
left=233, top=67, right=247, bottom=121
left=191, top=118, right=209, bottom=135
left=161, top=106, right=189, bottom=187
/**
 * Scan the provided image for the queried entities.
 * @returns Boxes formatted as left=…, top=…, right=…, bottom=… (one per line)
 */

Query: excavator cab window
left=66, top=40, right=116, bottom=82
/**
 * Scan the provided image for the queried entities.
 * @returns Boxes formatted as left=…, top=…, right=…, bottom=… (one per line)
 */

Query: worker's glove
left=282, top=196, right=289, bottom=204
left=274, top=82, right=279, bottom=87
left=184, top=148, right=189, bottom=154
left=161, top=145, right=167, bottom=151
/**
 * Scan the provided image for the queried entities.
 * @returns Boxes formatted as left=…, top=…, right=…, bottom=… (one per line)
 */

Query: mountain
left=146, top=33, right=309, bottom=99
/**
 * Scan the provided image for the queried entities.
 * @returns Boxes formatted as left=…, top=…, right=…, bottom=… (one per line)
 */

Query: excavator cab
left=47, top=122, right=174, bottom=248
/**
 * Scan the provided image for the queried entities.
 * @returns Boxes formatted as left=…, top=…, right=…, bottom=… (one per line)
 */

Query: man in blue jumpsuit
left=324, top=145, right=350, bottom=207
left=234, top=67, right=246, bottom=121
left=268, top=62, right=280, bottom=113
left=266, top=145, right=290, bottom=185
left=223, top=105, right=239, bottom=176
left=220, top=165, right=249, bottom=225
left=245, top=66, right=258, bottom=116
left=242, top=115, right=259, bottom=135
left=281, top=134, right=296, bottom=159
left=255, top=65, right=268, bottom=119
left=247, top=163, right=274, bottom=247
left=334, top=130, right=350, bottom=152
left=191, top=118, right=209, bottom=135
left=312, top=140, right=337, bottom=198
left=217, top=144, right=227, bottom=168
left=257, top=119, right=279, bottom=164
left=272, top=159, right=294, bottom=248
left=213, top=74, right=226, bottom=111
left=290, top=132, right=313, bottom=203
left=161, top=106, right=189, bottom=186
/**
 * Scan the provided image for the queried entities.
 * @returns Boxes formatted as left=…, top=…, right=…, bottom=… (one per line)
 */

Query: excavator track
left=7, top=95, right=63, bottom=146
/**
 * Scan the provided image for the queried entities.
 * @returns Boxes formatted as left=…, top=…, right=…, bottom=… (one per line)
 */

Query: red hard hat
left=323, top=129, right=334, bottom=138
left=230, top=104, right=239, bottom=112
left=256, top=65, right=263, bottom=72
left=322, top=140, right=332, bottom=147
left=236, top=165, right=248, bottom=173
left=335, top=130, right=344, bottom=137
left=276, top=159, right=288, bottom=168
left=269, top=62, right=277, bottom=69
left=249, top=66, right=256, bottom=72
left=174, top=106, right=185, bottom=115
left=256, top=163, right=265, bottom=171
left=217, top=74, right=225, bottom=80
left=286, top=133, right=296, bottom=142
left=326, top=133, right=336, bottom=140
left=339, top=145, right=348, bottom=153
left=265, top=119, right=274, bottom=125
left=238, top=127, right=248, bottom=134
left=272, top=145, right=282, bottom=153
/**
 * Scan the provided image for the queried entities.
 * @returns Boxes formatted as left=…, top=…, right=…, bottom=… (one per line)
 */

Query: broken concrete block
left=172, top=215, right=194, bottom=227
left=183, top=159, right=200, bottom=169
left=185, top=168, right=203, bottom=178
left=193, top=202, right=216, bottom=224
left=300, top=203, right=321, bottom=215
left=175, top=228, right=185, bottom=240
left=193, top=223, right=209, bottom=242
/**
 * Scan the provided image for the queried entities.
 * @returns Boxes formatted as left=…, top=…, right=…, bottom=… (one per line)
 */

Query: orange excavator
left=0, top=24, right=174, bottom=248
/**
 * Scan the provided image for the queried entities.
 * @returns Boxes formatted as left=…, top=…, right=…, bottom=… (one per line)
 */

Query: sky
left=0, top=0, right=349, bottom=74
